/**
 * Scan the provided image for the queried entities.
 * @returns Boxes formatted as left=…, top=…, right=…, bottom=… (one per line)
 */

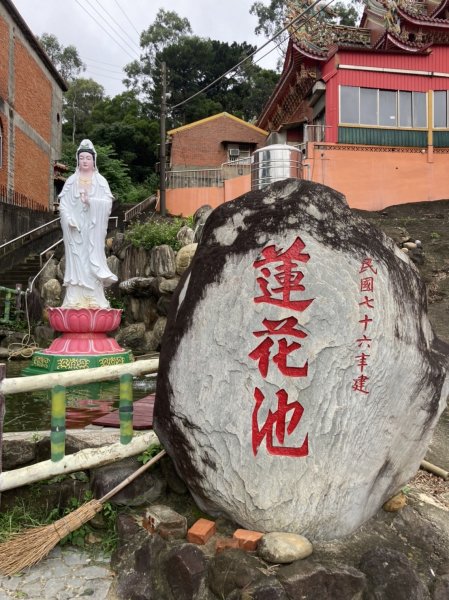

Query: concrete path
left=0, top=546, right=113, bottom=599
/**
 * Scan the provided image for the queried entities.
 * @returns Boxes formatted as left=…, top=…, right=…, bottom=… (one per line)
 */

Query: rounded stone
left=382, top=492, right=407, bottom=512
left=175, top=243, right=197, bottom=275
left=258, top=532, right=313, bottom=564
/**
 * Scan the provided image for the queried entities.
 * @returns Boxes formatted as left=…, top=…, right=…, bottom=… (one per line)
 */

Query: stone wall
left=0, top=202, right=52, bottom=244
left=35, top=226, right=198, bottom=355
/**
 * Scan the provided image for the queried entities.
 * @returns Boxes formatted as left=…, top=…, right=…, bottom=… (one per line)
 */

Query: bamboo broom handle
left=420, top=459, right=449, bottom=481
left=99, top=449, right=167, bottom=504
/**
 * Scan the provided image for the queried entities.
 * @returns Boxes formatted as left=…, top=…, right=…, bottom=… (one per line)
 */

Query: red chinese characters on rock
left=249, top=237, right=314, bottom=457
left=353, top=258, right=378, bottom=395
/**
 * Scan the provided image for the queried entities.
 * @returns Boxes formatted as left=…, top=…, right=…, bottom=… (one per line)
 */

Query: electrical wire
left=81, top=0, right=140, bottom=57
left=85, top=70, right=125, bottom=81
left=112, top=0, right=141, bottom=37
left=94, top=0, right=141, bottom=52
left=170, top=0, right=334, bottom=112
left=81, top=55, right=126, bottom=68
left=74, top=0, right=137, bottom=61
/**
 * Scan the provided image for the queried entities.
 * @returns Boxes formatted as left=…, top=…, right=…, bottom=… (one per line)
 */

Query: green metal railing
left=0, top=285, right=25, bottom=325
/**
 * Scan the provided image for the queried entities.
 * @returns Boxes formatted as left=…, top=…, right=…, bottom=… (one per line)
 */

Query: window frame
left=433, top=90, right=449, bottom=129
left=339, top=85, right=428, bottom=130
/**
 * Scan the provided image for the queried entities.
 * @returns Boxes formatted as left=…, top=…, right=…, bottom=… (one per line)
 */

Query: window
left=340, top=86, right=359, bottom=124
left=360, top=88, right=377, bottom=125
left=0, top=120, right=3, bottom=169
left=434, top=91, right=449, bottom=128
left=340, top=86, right=427, bottom=128
left=227, top=143, right=251, bottom=162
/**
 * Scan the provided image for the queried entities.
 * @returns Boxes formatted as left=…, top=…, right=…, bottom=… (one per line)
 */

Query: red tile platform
left=91, top=394, right=155, bottom=430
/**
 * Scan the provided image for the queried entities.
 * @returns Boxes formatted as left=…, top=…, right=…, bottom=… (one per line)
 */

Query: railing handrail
left=37, top=216, right=119, bottom=269
left=168, top=167, right=223, bottom=174
left=0, top=358, right=159, bottom=395
left=0, top=218, right=60, bottom=257
left=167, top=168, right=224, bottom=189
left=124, top=195, right=156, bottom=223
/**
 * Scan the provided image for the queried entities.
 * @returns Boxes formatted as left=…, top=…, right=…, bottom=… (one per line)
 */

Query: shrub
left=125, top=217, right=192, bottom=251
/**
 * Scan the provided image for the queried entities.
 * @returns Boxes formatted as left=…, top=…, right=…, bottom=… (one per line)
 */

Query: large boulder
left=154, top=179, right=449, bottom=540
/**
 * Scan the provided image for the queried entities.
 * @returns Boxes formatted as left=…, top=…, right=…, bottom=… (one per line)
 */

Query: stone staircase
left=0, top=253, right=42, bottom=290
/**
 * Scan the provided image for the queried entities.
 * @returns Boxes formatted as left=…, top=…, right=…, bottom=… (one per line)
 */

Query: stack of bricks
left=186, top=518, right=264, bottom=554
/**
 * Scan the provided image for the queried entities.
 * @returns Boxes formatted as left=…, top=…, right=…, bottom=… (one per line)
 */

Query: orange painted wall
left=166, top=175, right=252, bottom=217
left=166, top=187, right=225, bottom=217
left=14, top=127, right=49, bottom=202
left=166, top=145, right=449, bottom=215
left=305, top=143, right=449, bottom=210
left=224, top=174, right=251, bottom=201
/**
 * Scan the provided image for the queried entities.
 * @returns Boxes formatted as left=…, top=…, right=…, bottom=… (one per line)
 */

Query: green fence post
left=119, top=373, right=133, bottom=444
left=51, top=385, right=66, bottom=462
left=3, top=291, right=11, bottom=324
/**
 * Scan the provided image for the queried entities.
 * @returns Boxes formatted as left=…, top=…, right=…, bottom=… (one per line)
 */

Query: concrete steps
left=0, top=254, right=41, bottom=290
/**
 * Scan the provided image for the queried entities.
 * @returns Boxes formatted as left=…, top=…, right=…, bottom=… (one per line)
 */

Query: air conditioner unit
left=229, top=148, right=240, bottom=157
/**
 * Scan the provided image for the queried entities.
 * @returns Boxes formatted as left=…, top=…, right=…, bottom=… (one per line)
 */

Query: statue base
left=23, top=307, right=133, bottom=376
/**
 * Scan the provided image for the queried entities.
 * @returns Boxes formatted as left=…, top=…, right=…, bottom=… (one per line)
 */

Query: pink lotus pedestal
left=24, top=307, right=133, bottom=375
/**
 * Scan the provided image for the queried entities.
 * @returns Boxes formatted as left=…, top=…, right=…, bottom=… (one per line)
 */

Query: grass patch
left=0, top=489, right=121, bottom=555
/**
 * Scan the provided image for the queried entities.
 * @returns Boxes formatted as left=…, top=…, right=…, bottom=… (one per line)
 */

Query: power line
left=85, top=69, right=125, bottom=81
left=83, top=62, right=125, bottom=74
left=112, top=0, right=141, bottom=37
left=83, top=0, right=141, bottom=57
left=74, top=0, right=137, bottom=62
left=93, top=0, right=141, bottom=54
left=81, top=55, right=125, bottom=68
left=170, top=0, right=333, bottom=111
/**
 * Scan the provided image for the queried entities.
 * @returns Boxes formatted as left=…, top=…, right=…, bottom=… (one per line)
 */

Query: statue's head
left=76, top=139, right=97, bottom=169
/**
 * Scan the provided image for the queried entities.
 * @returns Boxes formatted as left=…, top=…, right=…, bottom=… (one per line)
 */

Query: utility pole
left=159, top=61, right=167, bottom=217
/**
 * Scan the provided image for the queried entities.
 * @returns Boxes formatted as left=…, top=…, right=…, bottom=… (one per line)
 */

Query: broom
left=0, top=449, right=166, bottom=576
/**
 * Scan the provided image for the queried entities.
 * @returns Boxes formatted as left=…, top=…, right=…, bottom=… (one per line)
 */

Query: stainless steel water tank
left=251, top=144, right=301, bottom=191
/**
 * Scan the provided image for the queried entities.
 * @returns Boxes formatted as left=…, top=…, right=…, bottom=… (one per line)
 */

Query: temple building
left=257, top=0, right=449, bottom=210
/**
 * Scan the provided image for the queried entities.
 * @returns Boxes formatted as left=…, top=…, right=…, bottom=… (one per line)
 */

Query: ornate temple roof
left=284, top=0, right=449, bottom=58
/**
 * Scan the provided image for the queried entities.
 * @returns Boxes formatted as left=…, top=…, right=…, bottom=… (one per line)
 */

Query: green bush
left=125, top=217, right=193, bottom=251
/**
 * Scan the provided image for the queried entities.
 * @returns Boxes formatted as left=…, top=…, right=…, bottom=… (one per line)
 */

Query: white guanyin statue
left=59, top=139, right=117, bottom=308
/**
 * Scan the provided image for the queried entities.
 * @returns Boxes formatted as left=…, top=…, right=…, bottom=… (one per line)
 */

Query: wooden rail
left=0, top=359, right=159, bottom=464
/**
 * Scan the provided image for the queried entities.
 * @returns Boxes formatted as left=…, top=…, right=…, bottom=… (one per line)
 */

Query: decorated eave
left=430, top=0, right=449, bottom=18
left=256, top=40, right=305, bottom=128
left=365, top=0, right=449, bottom=51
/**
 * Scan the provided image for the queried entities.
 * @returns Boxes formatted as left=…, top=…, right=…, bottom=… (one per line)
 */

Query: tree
left=124, top=11, right=279, bottom=126
left=89, top=92, right=160, bottom=182
left=63, top=78, right=105, bottom=143
left=124, top=9, right=192, bottom=96
left=61, top=142, right=133, bottom=201
left=250, top=0, right=362, bottom=58
left=38, top=33, right=85, bottom=81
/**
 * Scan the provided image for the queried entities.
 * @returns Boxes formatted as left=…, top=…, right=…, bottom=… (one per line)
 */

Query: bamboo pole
left=0, top=431, right=160, bottom=492
left=51, top=385, right=66, bottom=462
left=420, top=460, right=449, bottom=480
left=0, top=358, right=159, bottom=395
left=119, top=373, right=133, bottom=444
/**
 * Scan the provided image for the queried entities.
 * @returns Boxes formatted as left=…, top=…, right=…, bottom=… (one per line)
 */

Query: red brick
left=233, top=529, right=264, bottom=551
left=187, top=518, right=216, bottom=545
left=215, top=537, right=240, bottom=554
left=169, top=114, right=266, bottom=170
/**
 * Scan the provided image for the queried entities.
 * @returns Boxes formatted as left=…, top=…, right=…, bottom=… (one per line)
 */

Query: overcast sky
left=12, top=0, right=280, bottom=98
